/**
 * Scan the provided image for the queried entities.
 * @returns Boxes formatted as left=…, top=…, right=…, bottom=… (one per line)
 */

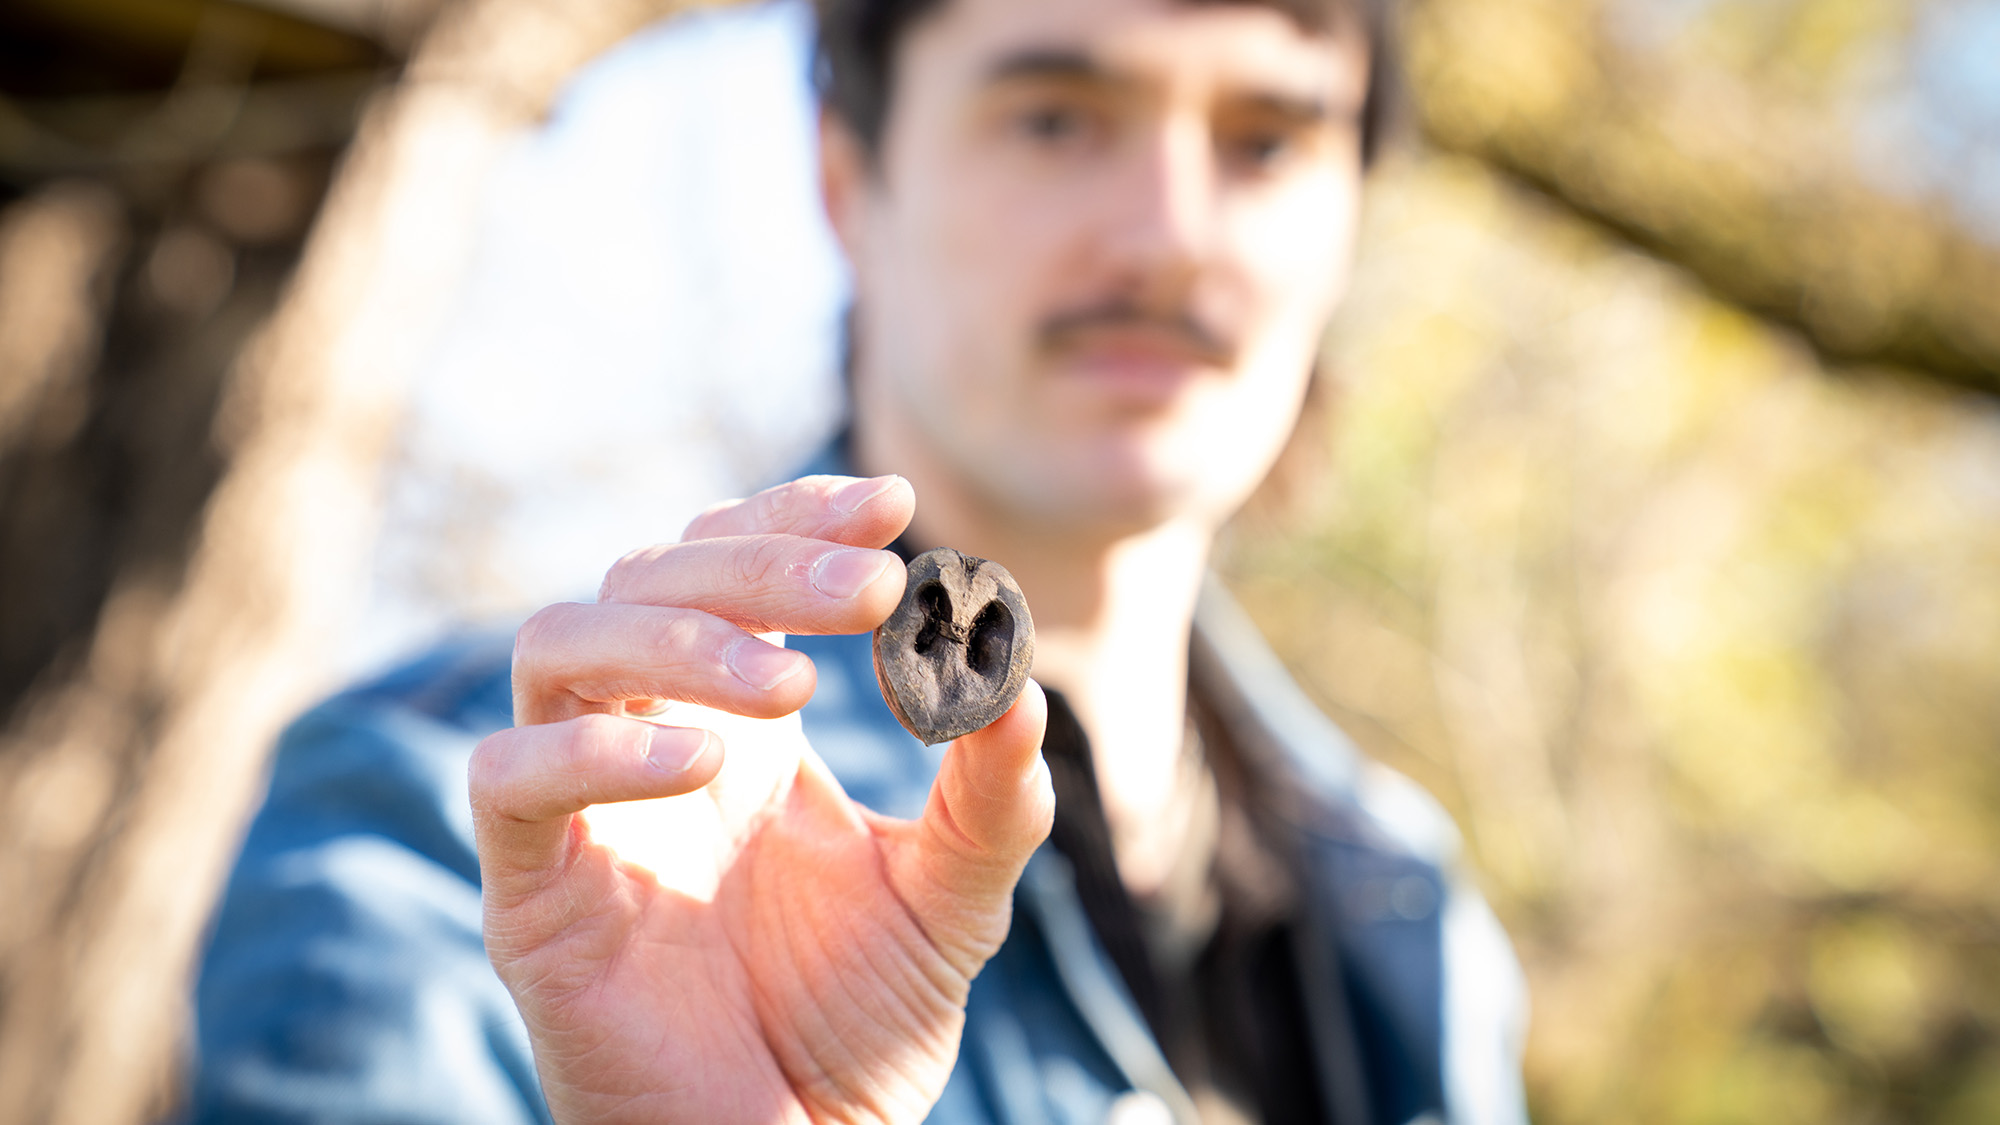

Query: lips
left=1046, top=328, right=1225, bottom=409
left=1060, top=323, right=1221, bottom=365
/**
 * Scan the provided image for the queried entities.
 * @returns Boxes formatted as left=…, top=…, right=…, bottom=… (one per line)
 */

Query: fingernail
left=832, top=474, right=903, bottom=514
left=727, top=637, right=806, bottom=691
left=647, top=727, right=714, bottom=776
left=812, top=549, right=894, bottom=599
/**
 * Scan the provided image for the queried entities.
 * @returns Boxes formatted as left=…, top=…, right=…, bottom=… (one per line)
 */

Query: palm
left=535, top=710, right=969, bottom=1121
left=471, top=475, right=1050, bottom=1125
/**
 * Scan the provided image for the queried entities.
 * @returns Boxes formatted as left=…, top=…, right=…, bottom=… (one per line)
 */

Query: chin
left=1022, top=439, right=1252, bottom=535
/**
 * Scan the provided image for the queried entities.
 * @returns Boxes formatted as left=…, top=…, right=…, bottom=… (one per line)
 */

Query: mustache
left=1036, top=299, right=1236, bottom=365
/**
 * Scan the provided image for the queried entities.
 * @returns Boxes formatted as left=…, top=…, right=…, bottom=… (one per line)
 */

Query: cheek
left=857, top=190, right=995, bottom=384
left=852, top=176, right=1054, bottom=460
left=888, top=164, right=1101, bottom=423
left=1183, top=177, right=1355, bottom=503
left=1232, top=173, right=1359, bottom=329
left=894, top=161, right=1046, bottom=341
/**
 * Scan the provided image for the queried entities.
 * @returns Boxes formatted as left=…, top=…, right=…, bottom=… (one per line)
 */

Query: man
left=191, top=0, right=1526, bottom=1121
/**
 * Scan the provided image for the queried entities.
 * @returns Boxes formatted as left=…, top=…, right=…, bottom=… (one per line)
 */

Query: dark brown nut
left=872, top=547, right=1035, bottom=745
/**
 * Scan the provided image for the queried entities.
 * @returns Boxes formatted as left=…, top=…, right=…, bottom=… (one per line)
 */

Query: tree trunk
left=0, top=1, right=730, bottom=1121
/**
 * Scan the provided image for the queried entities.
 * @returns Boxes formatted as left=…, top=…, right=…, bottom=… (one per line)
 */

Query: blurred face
left=826, top=0, right=1368, bottom=536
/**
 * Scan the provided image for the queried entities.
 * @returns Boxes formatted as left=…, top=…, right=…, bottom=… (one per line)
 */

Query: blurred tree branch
left=1405, top=0, right=2000, bottom=395
left=0, top=74, right=381, bottom=182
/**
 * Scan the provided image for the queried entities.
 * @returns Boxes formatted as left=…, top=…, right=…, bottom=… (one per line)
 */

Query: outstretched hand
left=469, top=474, right=1054, bottom=1123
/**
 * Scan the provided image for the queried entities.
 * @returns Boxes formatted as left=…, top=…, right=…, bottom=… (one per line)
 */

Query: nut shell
left=872, top=547, right=1035, bottom=744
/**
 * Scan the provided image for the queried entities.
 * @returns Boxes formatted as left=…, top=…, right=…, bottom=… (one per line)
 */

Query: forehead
left=897, top=0, right=1369, bottom=106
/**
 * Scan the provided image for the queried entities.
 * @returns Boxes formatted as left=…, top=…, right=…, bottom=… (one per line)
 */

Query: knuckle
left=750, top=484, right=793, bottom=527
left=467, top=730, right=520, bottom=812
left=724, top=476, right=843, bottom=537
left=513, top=602, right=580, bottom=666
left=558, top=714, right=617, bottom=776
left=727, top=536, right=795, bottom=591
left=632, top=607, right=714, bottom=667
left=758, top=475, right=837, bottom=527
left=598, top=544, right=669, bottom=603
left=580, top=712, right=652, bottom=764
left=681, top=497, right=739, bottom=541
left=511, top=607, right=556, bottom=666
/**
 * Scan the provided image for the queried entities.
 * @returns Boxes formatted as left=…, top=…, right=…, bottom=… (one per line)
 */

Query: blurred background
left=0, top=0, right=1995, bottom=1122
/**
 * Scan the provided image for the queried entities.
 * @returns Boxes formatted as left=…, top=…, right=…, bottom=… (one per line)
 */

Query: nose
left=1102, top=113, right=1217, bottom=304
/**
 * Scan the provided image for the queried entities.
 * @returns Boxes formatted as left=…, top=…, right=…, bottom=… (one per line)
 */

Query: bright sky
left=352, top=0, right=847, bottom=673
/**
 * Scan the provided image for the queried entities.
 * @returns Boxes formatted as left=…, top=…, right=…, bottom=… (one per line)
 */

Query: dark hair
left=812, top=0, right=1401, bottom=166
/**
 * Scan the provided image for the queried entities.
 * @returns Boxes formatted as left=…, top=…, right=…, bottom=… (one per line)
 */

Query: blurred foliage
left=1223, top=147, right=2000, bottom=1124
left=1226, top=1, right=2000, bottom=1117
left=1401, top=0, right=2000, bottom=394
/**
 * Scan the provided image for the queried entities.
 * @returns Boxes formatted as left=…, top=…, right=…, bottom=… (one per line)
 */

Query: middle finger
left=513, top=601, right=816, bottom=726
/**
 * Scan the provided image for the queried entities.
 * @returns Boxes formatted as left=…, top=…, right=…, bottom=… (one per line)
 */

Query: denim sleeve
left=186, top=641, right=549, bottom=1125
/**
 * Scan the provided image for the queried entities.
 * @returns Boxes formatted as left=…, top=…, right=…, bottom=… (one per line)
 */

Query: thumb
left=887, top=680, right=1054, bottom=978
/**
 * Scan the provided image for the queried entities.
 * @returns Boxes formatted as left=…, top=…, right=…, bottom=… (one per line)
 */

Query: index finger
left=683, top=474, right=913, bottom=546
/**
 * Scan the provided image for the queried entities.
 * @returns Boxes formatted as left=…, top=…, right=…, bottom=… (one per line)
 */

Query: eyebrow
left=981, top=46, right=1341, bottom=123
left=1237, top=90, right=1333, bottom=124
left=983, top=47, right=1115, bottom=86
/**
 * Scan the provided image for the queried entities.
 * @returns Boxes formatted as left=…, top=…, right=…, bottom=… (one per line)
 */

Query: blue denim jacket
left=188, top=580, right=1526, bottom=1125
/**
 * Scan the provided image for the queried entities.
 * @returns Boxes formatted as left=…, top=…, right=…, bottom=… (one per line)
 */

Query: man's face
left=827, top=0, right=1369, bottom=536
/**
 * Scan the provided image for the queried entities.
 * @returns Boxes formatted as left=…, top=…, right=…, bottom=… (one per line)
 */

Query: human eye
left=1019, top=102, right=1085, bottom=142
left=999, top=87, right=1107, bottom=151
left=1217, top=98, right=1348, bottom=179
left=1223, top=127, right=1295, bottom=172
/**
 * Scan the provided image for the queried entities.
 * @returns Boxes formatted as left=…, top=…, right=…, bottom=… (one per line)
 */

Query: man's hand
left=469, top=474, right=1054, bottom=1124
